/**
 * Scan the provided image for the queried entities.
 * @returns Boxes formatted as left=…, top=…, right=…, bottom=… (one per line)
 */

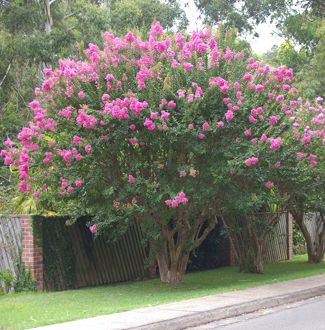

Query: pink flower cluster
left=245, top=157, right=259, bottom=166
left=165, top=192, right=188, bottom=208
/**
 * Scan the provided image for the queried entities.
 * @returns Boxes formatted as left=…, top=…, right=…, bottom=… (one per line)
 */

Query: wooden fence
left=264, top=213, right=291, bottom=262
left=34, top=216, right=148, bottom=291
left=0, top=216, right=22, bottom=277
left=0, top=213, right=294, bottom=291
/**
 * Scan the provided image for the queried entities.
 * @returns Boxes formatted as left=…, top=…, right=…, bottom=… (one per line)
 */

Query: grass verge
left=0, top=255, right=324, bottom=329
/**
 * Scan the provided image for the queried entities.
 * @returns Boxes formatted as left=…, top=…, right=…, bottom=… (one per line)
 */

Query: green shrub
left=13, top=255, right=36, bottom=292
left=293, top=222, right=306, bottom=255
left=0, top=269, right=14, bottom=293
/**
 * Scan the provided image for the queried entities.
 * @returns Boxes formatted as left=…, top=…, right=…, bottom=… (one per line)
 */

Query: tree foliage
left=1, top=21, right=323, bottom=281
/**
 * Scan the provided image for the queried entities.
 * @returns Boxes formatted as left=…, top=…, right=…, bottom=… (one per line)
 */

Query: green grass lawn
left=0, top=255, right=324, bottom=330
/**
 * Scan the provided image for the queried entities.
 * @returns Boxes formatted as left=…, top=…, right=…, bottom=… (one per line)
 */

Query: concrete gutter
left=33, top=274, right=325, bottom=330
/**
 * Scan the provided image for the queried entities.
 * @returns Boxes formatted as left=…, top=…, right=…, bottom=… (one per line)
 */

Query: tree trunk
left=254, top=243, right=264, bottom=273
left=222, top=213, right=278, bottom=274
left=292, top=211, right=325, bottom=264
left=44, top=0, right=53, bottom=33
left=156, top=245, right=190, bottom=284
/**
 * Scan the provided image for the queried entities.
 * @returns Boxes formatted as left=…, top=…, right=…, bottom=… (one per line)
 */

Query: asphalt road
left=189, top=296, right=325, bottom=330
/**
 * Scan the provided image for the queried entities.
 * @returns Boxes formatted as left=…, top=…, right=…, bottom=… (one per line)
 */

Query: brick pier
left=21, top=216, right=44, bottom=290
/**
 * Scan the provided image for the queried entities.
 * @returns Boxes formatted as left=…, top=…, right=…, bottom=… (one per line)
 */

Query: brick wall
left=21, top=216, right=44, bottom=290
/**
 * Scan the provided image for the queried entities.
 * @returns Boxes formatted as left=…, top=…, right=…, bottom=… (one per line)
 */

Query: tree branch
left=0, top=63, right=11, bottom=87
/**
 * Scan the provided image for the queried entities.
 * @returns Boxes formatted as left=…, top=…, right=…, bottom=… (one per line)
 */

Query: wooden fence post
left=21, top=216, right=44, bottom=290
left=286, top=212, right=293, bottom=260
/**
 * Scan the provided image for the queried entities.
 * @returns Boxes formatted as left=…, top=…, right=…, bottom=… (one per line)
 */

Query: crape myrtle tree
left=222, top=93, right=325, bottom=272
left=1, top=22, right=324, bottom=283
left=284, top=103, right=325, bottom=263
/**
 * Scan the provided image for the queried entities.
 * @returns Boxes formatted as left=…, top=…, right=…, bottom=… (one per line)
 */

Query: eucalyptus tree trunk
left=43, top=0, right=53, bottom=34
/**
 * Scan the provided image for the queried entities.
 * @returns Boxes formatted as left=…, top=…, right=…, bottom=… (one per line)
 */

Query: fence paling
left=263, top=213, right=289, bottom=263
left=0, top=216, right=22, bottom=276
left=51, top=220, right=148, bottom=290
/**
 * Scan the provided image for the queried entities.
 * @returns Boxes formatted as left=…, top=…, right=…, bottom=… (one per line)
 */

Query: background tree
left=108, top=0, right=188, bottom=35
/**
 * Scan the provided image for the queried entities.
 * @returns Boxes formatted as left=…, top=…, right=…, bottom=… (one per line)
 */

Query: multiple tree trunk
left=221, top=213, right=281, bottom=273
left=290, top=210, right=325, bottom=263
left=154, top=207, right=218, bottom=284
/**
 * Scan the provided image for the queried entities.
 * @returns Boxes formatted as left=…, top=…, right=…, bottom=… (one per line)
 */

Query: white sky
left=181, top=0, right=284, bottom=55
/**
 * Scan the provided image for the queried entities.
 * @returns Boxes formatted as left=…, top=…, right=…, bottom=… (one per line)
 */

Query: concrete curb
left=131, top=285, right=325, bottom=330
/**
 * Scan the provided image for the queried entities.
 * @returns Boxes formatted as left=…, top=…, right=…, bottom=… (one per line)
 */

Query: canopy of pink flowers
left=1, top=22, right=324, bottom=208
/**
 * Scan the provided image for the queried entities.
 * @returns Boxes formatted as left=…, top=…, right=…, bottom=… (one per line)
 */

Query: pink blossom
left=101, top=93, right=110, bottom=102
left=171, top=200, right=178, bottom=208
left=129, top=138, right=138, bottom=145
left=202, top=122, right=210, bottom=131
left=72, top=135, right=81, bottom=144
left=129, top=124, right=136, bottom=130
left=265, top=181, right=274, bottom=189
left=269, top=137, right=282, bottom=150
left=165, top=192, right=188, bottom=208
left=249, top=116, right=257, bottom=123
left=234, top=81, right=241, bottom=89
left=89, top=224, right=97, bottom=234
left=42, top=151, right=52, bottom=163
left=75, top=153, right=82, bottom=161
left=144, top=118, right=156, bottom=131
left=60, top=178, right=68, bottom=189
left=150, top=112, right=158, bottom=119
left=274, top=160, right=281, bottom=168
left=255, top=84, right=264, bottom=92
left=261, top=134, right=268, bottom=142
left=67, top=186, right=74, bottom=193
left=269, top=115, right=279, bottom=126
left=34, top=191, right=40, bottom=200
left=301, top=135, right=311, bottom=145
left=198, top=133, right=205, bottom=139
left=128, top=174, right=135, bottom=183
left=160, top=111, right=170, bottom=120
left=78, top=91, right=85, bottom=99
left=225, top=110, right=234, bottom=122
left=296, top=152, right=308, bottom=159
left=167, top=100, right=176, bottom=108
left=84, top=144, right=92, bottom=153
left=244, top=130, right=251, bottom=137
left=243, top=73, right=253, bottom=81
left=18, top=180, right=31, bottom=192
left=276, top=94, right=284, bottom=102
left=150, top=21, right=163, bottom=37
left=187, top=93, right=194, bottom=103
left=75, top=179, right=83, bottom=187
left=4, top=138, right=14, bottom=147
left=177, top=89, right=185, bottom=98
left=245, top=157, right=259, bottom=166
left=179, top=170, right=186, bottom=177
left=216, top=121, right=224, bottom=127
left=183, top=62, right=193, bottom=71
left=58, top=106, right=73, bottom=118
left=188, top=123, right=194, bottom=129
